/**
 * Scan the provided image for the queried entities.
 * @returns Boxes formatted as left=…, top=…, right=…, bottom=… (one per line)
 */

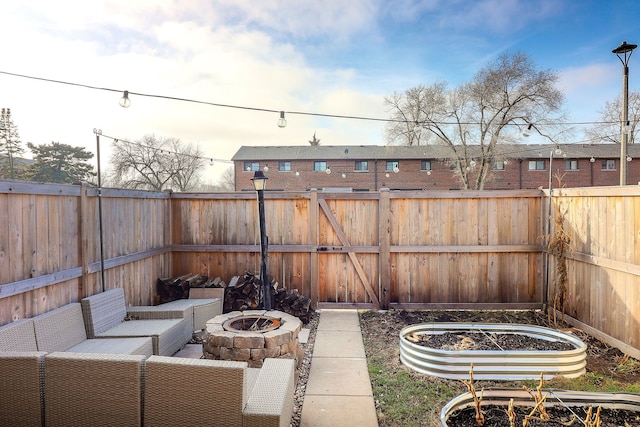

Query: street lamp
left=612, top=40, right=637, bottom=185
left=251, top=171, right=273, bottom=310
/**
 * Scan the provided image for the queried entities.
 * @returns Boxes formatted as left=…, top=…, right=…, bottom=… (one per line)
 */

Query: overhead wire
left=0, top=69, right=632, bottom=164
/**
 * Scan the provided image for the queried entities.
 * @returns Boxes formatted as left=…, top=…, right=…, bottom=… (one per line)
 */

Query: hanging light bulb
left=263, top=165, right=269, bottom=172
left=325, top=167, right=331, bottom=174
left=590, top=157, right=595, bottom=163
left=341, top=173, right=346, bottom=179
left=554, top=147, right=563, bottom=156
left=295, top=171, right=300, bottom=177
left=209, top=159, right=214, bottom=166
left=469, top=159, right=477, bottom=168
left=277, top=111, right=287, bottom=128
left=627, top=155, right=633, bottom=162
left=385, top=173, right=390, bottom=178
left=393, top=165, right=400, bottom=173
left=119, top=90, right=131, bottom=108
left=522, top=123, right=533, bottom=137
left=426, top=170, right=432, bottom=176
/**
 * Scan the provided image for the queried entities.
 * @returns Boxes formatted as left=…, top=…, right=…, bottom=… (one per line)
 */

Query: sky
left=2, top=0, right=640, bottom=184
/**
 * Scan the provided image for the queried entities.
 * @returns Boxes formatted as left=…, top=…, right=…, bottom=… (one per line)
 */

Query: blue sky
left=2, top=0, right=640, bottom=183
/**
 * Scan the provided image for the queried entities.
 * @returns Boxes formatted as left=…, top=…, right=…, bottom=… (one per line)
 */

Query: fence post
left=78, top=182, right=91, bottom=298
left=309, top=189, right=319, bottom=309
left=378, top=188, right=391, bottom=309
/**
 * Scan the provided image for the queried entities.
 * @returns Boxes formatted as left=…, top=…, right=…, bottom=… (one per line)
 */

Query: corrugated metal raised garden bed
left=441, top=389, right=640, bottom=426
left=400, top=322, right=587, bottom=380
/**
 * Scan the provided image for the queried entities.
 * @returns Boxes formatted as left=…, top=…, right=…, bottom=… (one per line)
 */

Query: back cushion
left=32, top=303, right=88, bottom=352
left=0, top=319, right=37, bottom=352
left=81, top=288, right=127, bottom=337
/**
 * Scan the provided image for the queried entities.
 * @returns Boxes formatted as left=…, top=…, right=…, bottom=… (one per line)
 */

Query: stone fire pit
left=203, top=310, right=303, bottom=368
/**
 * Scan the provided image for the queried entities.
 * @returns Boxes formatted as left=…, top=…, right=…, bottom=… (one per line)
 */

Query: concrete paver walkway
left=300, top=309, right=378, bottom=427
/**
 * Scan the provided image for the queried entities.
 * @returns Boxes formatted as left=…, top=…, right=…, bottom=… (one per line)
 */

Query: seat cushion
left=67, top=337, right=153, bottom=356
left=95, top=318, right=192, bottom=356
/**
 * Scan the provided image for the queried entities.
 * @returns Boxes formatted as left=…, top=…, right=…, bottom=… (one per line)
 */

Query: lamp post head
left=613, top=41, right=638, bottom=55
left=613, top=41, right=637, bottom=66
left=251, top=170, right=268, bottom=191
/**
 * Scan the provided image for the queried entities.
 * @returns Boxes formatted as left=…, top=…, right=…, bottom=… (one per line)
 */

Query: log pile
left=156, top=274, right=225, bottom=304
left=155, top=273, right=313, bottom=324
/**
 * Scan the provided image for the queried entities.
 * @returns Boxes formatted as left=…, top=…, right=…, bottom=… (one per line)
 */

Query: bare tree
left=110, top=134, right=205, bottom=191
left=585, top=90, right=640, bottom=145
left=385, top=52, right=565, bottom=190
left=217, top=166, right=235, bottom=191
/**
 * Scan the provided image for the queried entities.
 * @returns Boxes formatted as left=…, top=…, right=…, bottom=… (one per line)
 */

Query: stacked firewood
left=156, top=274, right=225, bottom=304
left=156, top=272, right=313, bottom=324
left=226, top=273, right=313, bottom=324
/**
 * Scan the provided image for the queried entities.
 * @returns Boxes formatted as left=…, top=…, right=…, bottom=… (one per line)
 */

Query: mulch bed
left=448, top=405, right=640, bottom=426
left=411, top=330, right=575, bottom=352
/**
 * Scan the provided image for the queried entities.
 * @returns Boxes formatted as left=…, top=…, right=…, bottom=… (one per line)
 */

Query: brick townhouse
left=232, top=144, right=640, bottom=191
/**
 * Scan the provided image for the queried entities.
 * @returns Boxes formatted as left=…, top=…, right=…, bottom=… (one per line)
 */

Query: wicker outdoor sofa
left=0, top=288, right=296, bottom=427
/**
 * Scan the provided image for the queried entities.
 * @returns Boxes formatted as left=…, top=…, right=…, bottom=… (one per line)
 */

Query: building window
left=528, top=160, right=545, bottom=170
left=244, top=162, right=259, bottom=172
left=421, top=160, right=432, bottom=171
left=602, top=159, right=616, bottom=170
left=354, top=160, right=368, bottom=171
left=314, top=161, right=328, bottom=172
left=565, top=159, right=578, bottom=170
left=386, top=161, right=399, bottom=171
left=491, top=161, right=505, bottom=170
left=278, top=161, right=291, bottom=172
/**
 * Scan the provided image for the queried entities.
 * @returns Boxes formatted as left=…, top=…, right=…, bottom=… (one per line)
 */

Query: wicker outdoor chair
left=144, top=356, right=295, bottom=427
left=32, top=303, right=153, bottom=355
left=44, top=352, right=146, bottom=427
left=81, top=288, right=192, bottom=356
left=0, top=351, right=46, bottom=427
left=126, top=297, right=221, bottom=332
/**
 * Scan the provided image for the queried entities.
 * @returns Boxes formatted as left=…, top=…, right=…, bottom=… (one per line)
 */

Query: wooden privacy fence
left=171, top=189, right=545, bottom=311
left=0, top=180, right=639, bottom=357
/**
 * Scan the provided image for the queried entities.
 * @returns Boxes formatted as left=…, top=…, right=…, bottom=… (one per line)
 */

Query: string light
left=119, top=90, right=131, bottom=108
left=0, top=70, right=626, bottom=128
left=98, top=132, right=233, bottom=165
left=277, top=111, right=287, bottom=128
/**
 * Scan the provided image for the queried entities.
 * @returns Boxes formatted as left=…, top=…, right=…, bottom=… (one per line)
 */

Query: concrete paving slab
left=317, top=309, right=361, bottom=331
left=172, top=344, right=203, bottom=359
left=305, top=357, right=373, bottom=396
left=300, top=395, right=378, bottom=427
left=299, top=328, right=310, bottom=344
left=312, top=330, right=366, bottom=358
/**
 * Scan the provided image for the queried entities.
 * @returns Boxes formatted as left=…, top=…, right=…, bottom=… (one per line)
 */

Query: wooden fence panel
left=548, top=187, right=640, bottom=357
left=2, top=181, right=639, bottom=358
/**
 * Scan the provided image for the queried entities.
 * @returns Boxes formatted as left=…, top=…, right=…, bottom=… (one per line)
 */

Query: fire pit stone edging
left=203, top=309, right=304, bottom=368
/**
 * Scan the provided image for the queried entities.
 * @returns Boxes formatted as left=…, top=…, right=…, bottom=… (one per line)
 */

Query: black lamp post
left=612, top=40, right=637, bottom=185
left=251, top=171, right=273, bottom=310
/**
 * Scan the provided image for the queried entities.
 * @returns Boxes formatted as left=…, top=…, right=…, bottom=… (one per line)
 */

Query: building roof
left=232, top=144, right=640, bottom=161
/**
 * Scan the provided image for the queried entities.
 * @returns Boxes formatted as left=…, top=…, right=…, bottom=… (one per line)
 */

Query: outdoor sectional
left=0, top=288, right=296, bottom=427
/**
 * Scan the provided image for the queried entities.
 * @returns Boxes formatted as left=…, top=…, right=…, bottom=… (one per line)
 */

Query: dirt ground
left=359, top=309, right=640, bottom=426
left=361, top=309, right=640, bottom=384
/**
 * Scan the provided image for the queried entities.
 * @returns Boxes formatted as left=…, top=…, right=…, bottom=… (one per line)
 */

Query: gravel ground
left=290, top=310, right=320, bottom=427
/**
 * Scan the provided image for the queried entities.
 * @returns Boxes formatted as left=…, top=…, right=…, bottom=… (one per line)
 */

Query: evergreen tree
left=25, top=142, right=95, bottom=184
left=0, top=108, right=25, bottom=179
